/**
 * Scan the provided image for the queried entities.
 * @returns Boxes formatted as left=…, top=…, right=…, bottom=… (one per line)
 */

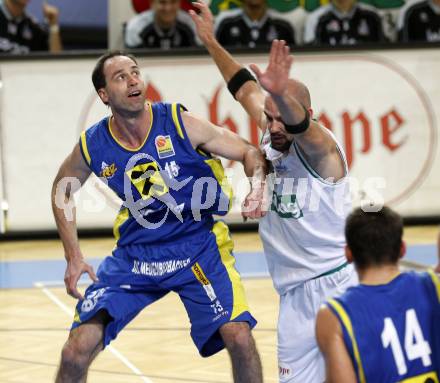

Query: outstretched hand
left=64, top=255, right=98, bottom=300
left=189, top=2, right=216, bottom=45
left=249, top=40, right=294, bottom=96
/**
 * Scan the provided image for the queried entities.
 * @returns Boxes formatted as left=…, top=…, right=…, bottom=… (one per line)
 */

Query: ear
left=308, top=108, right=314, bottom=119
left=345, top=245, right=353, bottom=264
left=399, top=240, right=406, bottom=260
left=98, top=88, right=109, bottom=106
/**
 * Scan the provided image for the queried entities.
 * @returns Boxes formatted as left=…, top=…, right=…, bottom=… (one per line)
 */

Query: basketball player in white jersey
left=190, top=3, right=357, bottom=382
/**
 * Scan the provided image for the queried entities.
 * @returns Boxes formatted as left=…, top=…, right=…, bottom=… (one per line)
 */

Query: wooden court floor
left=0, top=227, right=438, bottom=383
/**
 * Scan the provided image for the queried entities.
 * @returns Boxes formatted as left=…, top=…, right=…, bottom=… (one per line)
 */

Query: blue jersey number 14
left=381, top=308, right=432, bottom=375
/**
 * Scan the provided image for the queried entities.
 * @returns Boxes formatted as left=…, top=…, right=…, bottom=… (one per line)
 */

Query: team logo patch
left=100, top=161, right=117, bottom=179
left=191, top=262, right=217, bottom=302
left=155, top=135, right=175, bottom=158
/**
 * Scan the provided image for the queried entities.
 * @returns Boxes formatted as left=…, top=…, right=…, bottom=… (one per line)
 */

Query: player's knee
left=60, top=338, right=92, bottom=373
left=221, top=322, right=254, bottom=353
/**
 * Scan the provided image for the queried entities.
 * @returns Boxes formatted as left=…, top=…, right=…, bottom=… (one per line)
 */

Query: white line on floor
left=34, top=281, right=153, bottom=383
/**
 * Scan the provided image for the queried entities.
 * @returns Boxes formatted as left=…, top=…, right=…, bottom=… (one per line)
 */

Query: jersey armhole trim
left=327, top=298, right=367, bottom=383
left=171, top=103, right=185, bottom=139
left=427, top=269, right=440, bottom=303
left=80, top=131, right=91, bottom=166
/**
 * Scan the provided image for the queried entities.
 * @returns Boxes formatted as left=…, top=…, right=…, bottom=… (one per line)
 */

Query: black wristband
left=227, top=68, right=257, bottom=99
left=282, top=107, right=310, bottom=134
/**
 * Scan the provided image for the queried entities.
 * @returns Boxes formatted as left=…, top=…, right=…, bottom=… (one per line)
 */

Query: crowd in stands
left=1, top=0, right=439, bottom=54
left=124, top=0, right=440, bottom=50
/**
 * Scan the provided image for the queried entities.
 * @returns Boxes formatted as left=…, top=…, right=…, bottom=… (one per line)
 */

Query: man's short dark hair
left=91, top=51, right=138, bottom=93
left=345, top=206, right=403, bottom=269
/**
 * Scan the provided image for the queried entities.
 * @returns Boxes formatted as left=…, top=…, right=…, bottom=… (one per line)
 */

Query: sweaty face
left=264, top=97, right=293, bottom=153
left=153, top=0, right=180, bottom=28
left=100, top=56, right=146, bottom=116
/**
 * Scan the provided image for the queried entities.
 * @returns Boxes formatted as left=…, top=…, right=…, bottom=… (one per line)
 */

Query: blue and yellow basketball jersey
left=79, top=102, right=232, bottom=246
left=327, top=271, right=440, bottom=383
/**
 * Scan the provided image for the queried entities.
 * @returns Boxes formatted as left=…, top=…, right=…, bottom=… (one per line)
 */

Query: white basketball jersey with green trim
left=259, top=127, right=351, bottom=295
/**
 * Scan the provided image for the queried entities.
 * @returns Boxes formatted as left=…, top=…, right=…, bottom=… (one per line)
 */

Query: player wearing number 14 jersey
left=316, top=207, right=440, bottom=383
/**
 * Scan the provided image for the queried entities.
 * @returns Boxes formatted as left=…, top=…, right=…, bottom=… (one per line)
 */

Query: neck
left=5, top=0, right=25, bottom=18
left=244, top=4, right=267, bottom=21
left=356, top=264, right=400, bottom=285
left=111, top=104, right=150, bottom=149
left=155, top=16, right=174, bottom=30
left=333, top=0, right=355, bottom=13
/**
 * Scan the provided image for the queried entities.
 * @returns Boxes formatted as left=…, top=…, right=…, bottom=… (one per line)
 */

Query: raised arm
left=43, top=1, right=62, bottom=53
left=190, top=2, right=266, bottom=130
left=51, top=143, right=97, bottom=299
left=316, top=306, right=357, bottom=383
left=182, top=111, right=267, bottom=219
left=251, top=39, right=345, bottom=180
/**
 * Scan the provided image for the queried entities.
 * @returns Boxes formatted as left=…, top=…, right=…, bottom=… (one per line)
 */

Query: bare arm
left=190, top=2, right=266, bottom=130
left=182, top=111, right=267, bottom=219
left=43, top=1, right=62, bottom=53
left=316, top=306, right=357, bottom=383
left=51, top=144, right=96, bottom=299
left=251, top=40, right=345, bottom=180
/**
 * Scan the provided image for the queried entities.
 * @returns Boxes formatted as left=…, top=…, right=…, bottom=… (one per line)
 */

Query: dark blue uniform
left=73, top=102, right=256, bottom=356
left=327, top=271, right=440, bottom=383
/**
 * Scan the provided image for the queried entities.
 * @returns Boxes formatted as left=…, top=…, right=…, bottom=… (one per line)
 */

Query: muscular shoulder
left=180, top=110, right=210, bottom=149
left=316, top=304, right=342, bottom=347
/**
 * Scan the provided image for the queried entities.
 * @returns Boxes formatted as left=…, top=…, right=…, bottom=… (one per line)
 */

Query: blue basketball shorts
left=71, top=221, right=256, bottom=357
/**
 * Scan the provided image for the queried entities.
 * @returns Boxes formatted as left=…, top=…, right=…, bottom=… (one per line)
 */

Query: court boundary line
left=34, top=281, right=154, bottom=383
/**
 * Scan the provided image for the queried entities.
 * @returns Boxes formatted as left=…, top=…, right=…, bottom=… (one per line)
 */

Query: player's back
left=328, top=271, right=440, bottom=383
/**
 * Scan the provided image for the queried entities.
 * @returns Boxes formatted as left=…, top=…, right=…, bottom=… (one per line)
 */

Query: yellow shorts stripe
left=328, top=299, right=366, bottom=383
left=191, top=262, right=211, bottom=285
left=113, top=208, right=129, bottom=241
left=73, top=309, right=81, bottom=324
left=171, top=103, right=184, bottom=139
left=400, top=371, right=439, bottom=383
left=427, top=269, right=440, bottom=302
left=80, top=130, right=91, bottom=165
left=212, top=221, right=249, bottom=320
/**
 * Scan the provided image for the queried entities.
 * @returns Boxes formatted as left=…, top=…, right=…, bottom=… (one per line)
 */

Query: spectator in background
left=0, top=0, right=62, bottom=54
left=214, top=0, right=297, bottom=48
left=304, top=0, right=386, bottom=46
left=398, top=0, right=440, bottom=43
left=125, top=0, right=197, bottom=50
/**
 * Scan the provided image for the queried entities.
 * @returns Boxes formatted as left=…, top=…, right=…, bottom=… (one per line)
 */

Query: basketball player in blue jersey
left=191, top=3, right=356, bottom=382
left=316, top=207, right=440, bottom=383
left=51, top=51, right=266, bottom=382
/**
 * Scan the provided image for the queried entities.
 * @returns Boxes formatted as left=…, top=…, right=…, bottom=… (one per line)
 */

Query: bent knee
left=60, top=328, right=103, bottom=367
left=220, top=322, right=254, bottom=350
left=60, top=341, right=90, bottom=370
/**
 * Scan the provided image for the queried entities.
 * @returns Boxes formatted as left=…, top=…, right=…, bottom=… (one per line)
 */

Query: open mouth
left=128, top=90, right=142, bottom=98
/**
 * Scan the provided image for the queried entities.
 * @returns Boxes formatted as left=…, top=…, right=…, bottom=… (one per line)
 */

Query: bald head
left=286, top=79, right=311, bottom=109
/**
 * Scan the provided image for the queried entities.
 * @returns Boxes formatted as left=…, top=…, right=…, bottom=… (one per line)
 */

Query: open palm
left=250, top=40, right=294, bottom=96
